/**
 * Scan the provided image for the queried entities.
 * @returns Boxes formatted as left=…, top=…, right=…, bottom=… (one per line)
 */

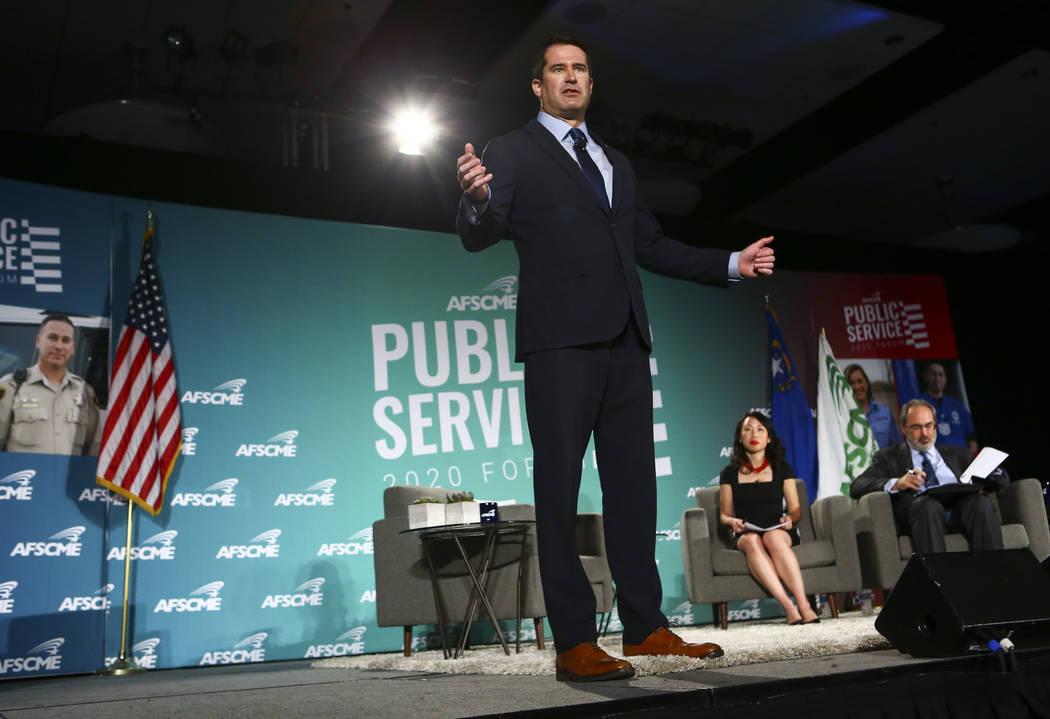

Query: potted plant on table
left=444, top=491, right=480, bottom=525
left=408, top=496, right=446, bottom=529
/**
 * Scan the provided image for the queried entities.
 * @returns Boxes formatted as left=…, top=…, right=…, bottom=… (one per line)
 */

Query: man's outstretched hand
left=457, top=142, right=493, bottom=204
left=738, top=236, right=775, bottom=277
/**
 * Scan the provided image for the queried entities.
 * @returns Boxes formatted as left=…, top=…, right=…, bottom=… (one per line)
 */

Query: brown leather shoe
left=555, top=642, right=635, bottom=682
left=622, top=627, right=724, bottom=659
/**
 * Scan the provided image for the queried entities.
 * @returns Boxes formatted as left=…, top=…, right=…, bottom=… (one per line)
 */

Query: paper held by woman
left=743, top=520, right=789, bottom=533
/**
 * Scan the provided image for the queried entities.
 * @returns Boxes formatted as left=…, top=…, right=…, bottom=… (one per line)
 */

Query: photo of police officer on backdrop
left=0, top=307, right=109, bottom=455
left=915, top=358, right=978, bottom=454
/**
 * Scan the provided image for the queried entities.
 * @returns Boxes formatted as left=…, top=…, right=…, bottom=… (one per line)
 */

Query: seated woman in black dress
left=719, top=411, right=819, bottom=624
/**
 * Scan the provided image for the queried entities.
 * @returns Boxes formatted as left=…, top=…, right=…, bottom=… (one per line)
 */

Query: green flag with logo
left=816, top=333, right=877, bottom=498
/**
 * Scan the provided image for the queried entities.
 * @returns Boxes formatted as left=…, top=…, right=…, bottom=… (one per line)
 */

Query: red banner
left=804, top=274, right=956, bottom=359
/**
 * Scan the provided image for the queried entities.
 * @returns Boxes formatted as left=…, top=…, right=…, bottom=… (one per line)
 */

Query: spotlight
left=164, top=25, right=191, bottom=53
left=390, top=110, right=437, bottom=156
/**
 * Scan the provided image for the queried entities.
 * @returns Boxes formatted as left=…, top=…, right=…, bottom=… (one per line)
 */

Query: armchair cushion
left=792, top=540, right=837, bottom=568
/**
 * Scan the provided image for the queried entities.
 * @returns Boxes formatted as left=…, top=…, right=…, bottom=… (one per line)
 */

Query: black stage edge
left=5, top=643, right=1050, bottom=717
left=484, top=647, right=1050, bottom=719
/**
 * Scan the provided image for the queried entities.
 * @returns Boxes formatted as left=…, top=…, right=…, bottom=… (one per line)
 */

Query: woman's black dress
left=719, top=462, right=800, bottom=548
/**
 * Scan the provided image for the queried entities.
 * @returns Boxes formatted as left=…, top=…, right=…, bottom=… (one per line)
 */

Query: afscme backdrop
left=0, top=176, right=962, bottom=677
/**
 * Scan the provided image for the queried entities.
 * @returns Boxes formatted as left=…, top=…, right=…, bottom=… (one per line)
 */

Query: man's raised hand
left=738, top=236, right=775, bottom=277
left=457, top=142, right=493, bottom=203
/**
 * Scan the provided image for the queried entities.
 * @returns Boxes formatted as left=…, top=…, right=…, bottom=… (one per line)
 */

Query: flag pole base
left=102, top=657, right=146, bottom=676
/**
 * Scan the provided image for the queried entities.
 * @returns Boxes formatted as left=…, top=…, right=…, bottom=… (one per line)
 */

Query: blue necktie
left=920, top=451, right=938, bottom=487
left=568, top=128, right=610, bottom=210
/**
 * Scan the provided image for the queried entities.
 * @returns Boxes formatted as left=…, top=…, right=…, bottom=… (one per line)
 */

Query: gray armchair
left=373, top=486, right=614, bottom=655
left=852, top=477, right=1050, bottom=590
left=681, top=479, right=861, bottom=629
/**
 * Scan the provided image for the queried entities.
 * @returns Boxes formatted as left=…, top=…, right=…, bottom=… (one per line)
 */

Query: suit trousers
left=892, top=490, right=1004, bottom=554
left=524, top=319, right=666, bottom=651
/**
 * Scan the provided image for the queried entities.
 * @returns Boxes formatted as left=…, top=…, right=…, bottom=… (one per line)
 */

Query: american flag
left=96, top=222, right=182, bottom=515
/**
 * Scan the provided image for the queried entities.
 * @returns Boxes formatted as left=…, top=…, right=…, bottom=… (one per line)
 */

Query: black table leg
left=452, top=529, right=511, bottom=657
left=420, top=537, right=451, bottom=659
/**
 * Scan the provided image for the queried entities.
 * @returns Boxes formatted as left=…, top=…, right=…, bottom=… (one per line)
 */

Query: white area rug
left=315, top=611, right=890, bottom=677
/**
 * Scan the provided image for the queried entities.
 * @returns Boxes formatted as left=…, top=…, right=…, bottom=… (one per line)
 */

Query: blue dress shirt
left=884, top=444, right=958, bottom=493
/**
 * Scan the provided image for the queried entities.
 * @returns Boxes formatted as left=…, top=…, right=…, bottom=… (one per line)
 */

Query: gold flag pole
left=104, top=499, right=143, bottom=675
left=103, top=205, right=154, bottom=676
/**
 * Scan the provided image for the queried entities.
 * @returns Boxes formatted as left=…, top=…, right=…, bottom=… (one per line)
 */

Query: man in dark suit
left=455, top=35, right=775, bottom=681
left=850, top=399, right=1006, bottom=554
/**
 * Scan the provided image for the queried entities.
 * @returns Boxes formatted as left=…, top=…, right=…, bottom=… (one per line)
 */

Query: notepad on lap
left=743, top=521, right=789, bottom=532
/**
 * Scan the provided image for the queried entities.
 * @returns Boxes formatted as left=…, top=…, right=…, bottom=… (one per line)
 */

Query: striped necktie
left=920, top=451, right=938, bottom=487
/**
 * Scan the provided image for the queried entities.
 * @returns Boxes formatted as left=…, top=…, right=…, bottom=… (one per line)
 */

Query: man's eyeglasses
left=906, top=422, right=936, bottom=433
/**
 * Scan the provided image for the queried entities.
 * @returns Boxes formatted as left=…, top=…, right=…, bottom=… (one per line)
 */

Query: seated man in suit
left=850, top=399, right=1007, bottom=554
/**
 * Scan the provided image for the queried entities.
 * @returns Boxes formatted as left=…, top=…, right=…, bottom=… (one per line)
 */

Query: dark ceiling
left=1, top=0, right=1049, bottom=253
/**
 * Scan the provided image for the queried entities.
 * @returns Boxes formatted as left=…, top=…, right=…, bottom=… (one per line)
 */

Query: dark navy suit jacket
left=851, top=442, right=1007, bottom=499
left=456, top=118, right=731, bottom=361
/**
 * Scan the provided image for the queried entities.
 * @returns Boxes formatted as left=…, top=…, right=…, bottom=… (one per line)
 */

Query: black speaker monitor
left=876, top=549, right=1050, bottom=657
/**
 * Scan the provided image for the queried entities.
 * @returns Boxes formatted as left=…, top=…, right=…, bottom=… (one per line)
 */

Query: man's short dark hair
left=531, top=35, right=593, bottom=81
left=39, top=314, right=76, bottom=335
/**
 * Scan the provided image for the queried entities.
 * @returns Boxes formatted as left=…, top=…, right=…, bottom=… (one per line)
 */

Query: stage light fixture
left=390, top=110, right=437, bottom=156
left=164, top=25, right=192, bottom=54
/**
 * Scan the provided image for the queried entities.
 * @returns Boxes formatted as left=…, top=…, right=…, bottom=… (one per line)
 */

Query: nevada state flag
left=767, top=305, right=817, bottom=501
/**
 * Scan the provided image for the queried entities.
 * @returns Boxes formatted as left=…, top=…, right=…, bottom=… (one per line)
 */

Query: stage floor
left=6, top=643, right=1037, bottom=719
